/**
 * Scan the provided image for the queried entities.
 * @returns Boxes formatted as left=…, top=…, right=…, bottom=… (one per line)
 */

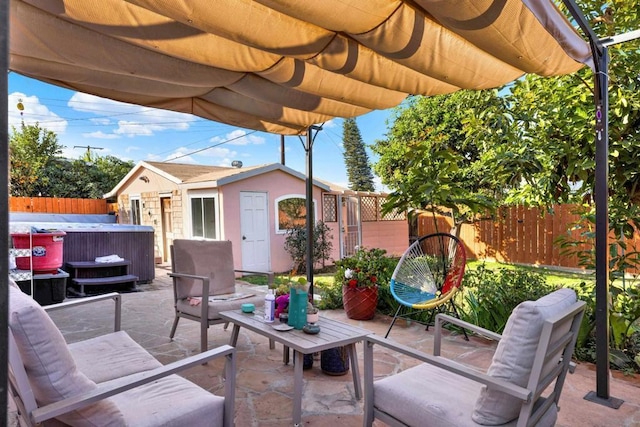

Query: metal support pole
left=1, top=0, right=10, bottom=415
left=280, top=135, right=285, bottom=165
left=584, top=46, right=623, bottom=408
left=305, top=129, right=314, bottom=298
left=302, top=125, right=322, bottom=300
left=562, top=0, right=624, bottom=408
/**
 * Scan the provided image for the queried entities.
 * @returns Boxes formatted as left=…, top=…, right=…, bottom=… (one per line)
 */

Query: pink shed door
left=240, top=191, right=270, bottom=271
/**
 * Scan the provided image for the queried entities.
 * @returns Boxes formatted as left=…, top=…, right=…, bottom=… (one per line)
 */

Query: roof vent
left=231, top=160, right=243, bottom=168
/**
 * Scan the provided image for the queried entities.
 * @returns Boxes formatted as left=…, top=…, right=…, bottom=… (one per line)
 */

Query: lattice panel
left=380, top=198, right=406, bottom=221
left=323, top=194, right=337, bottom=222
left=361, top=196, right=378, bottom=222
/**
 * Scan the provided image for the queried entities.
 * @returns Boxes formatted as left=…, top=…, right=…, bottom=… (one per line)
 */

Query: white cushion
left=8, top=285, right=125, bottom=425
left=373, top=362, right=558, bottom=427
left=375, top=362, right=483, bottom=426
left=472, top=288, right=577, bottom=425
left=109, top=374, right=225, bottom=427
left=69, top=331, right=162, bottom=383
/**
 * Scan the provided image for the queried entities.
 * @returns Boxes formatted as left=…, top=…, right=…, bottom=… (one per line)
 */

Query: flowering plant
left=334, top=247, right=388, bottom=289
left=343, top=267, right=378, bottom=289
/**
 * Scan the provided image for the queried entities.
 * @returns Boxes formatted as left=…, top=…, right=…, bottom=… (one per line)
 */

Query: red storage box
left=11, top=231, right=66, bottom=273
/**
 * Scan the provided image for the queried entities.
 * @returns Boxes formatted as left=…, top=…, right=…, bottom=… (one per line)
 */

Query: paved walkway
left=11, top=266, right=640, bottom=426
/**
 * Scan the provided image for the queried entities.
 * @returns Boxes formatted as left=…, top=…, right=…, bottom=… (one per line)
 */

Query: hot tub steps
left=66, top=260, right=139, bottom=296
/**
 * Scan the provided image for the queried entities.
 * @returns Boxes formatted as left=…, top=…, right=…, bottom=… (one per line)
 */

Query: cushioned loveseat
left=7, top=280, right=236, bottom=426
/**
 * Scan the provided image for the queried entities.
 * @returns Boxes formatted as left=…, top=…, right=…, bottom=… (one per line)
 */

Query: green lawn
left=466, top=260, right=594, bottom=288
left=243, top=260, right=595, bottom=289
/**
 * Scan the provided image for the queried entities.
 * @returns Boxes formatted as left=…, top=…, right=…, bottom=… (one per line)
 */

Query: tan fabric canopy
left=9, top=0, right=591, bottom=135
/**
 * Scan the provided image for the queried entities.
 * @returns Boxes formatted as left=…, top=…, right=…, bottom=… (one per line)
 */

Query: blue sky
left=8, top=72, right=396, bottom=191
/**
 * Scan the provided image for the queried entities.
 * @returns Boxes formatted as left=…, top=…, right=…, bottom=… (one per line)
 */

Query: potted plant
left=334, top=247, right=387, bottom=320
left=307, top=302, right=319, bottom=324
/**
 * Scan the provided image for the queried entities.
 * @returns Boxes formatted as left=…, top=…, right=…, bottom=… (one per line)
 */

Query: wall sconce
left=139, top=175, right=150, bottom=183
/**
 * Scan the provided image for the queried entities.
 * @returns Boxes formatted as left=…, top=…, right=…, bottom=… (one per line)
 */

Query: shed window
left=275, top=195, right=315, bottom=234
left=191, top=196, right=217, bottom=239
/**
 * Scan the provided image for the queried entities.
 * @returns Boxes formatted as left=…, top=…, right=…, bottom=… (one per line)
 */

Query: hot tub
left=10, top=214, right=155, bottom=283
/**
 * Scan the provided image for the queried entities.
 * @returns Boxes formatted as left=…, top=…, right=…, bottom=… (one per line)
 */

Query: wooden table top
left=219, top=309, right=372, bottom=354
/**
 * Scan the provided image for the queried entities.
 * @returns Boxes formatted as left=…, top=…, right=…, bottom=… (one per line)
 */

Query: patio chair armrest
left=31, top=344, right=237, bottom=426
left=433, top=313, right=502, bottom=356
left=167, top=272, right=209, bottom=281
left=44, top=293, right=121, bottom=332
left=234, top=269, right=274, bottom=286
left=168, top=272, right=211, bottom=297
left=364, top=334, right=531, bottom=402
left=168, top=272, right=211, bottom=318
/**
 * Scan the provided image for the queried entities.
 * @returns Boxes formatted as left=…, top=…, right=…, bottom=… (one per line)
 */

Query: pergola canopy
left=9, top=0, right=591, bottom=135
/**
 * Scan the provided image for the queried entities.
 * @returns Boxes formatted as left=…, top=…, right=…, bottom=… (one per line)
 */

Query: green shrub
left=283, top=221, right=333, bottom=274
left=316, top=280, right=343, bottom=310
left=459, top=264, right=556, bottom=334
left=569, top=278, right=640, bottom=372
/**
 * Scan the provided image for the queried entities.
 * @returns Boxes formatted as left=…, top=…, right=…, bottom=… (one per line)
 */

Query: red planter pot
left=342, top=285, right=378, bottom=320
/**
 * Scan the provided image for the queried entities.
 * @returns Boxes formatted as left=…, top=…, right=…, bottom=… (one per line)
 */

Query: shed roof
left=105, top=161, right=331, bottom=198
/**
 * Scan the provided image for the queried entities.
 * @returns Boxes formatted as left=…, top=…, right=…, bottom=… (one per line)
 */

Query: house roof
left=104, top=161, right=331, bottom=198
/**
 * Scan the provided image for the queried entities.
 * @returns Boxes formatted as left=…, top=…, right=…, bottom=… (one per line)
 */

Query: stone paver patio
left=9, top=265, right=640, bottom=426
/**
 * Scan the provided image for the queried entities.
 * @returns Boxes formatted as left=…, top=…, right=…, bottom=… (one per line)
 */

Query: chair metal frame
left=365, top=299, right=586, bottom=427
left=169, top=240, right=275, bottom=353
left=8, top=292, right=236, bottom=427
left=385, top=232, right=467, bottom=339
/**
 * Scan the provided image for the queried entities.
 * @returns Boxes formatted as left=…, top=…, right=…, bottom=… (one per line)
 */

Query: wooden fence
left=416, top=204, right=620, bottom=271
left=9, top=197, right=109, bottom=214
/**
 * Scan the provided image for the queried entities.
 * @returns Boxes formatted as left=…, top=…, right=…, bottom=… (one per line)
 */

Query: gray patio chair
left=169, top=239, right=275, bottom=352
left=364, top=288, right=586, bottom=426
left=7, top=280, right=236, bottom=427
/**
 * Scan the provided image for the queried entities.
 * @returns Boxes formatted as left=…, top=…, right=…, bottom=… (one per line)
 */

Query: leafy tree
left=372, top=90, right=512, bottom=233
left=374, top=0, right=640, bottom=236
left=496, top=1, right=639, bottom=209
left=9, top=122, right=63, bottom=196
left=38, top=156, right=134, bottom=198
left=93, top=156, right=135, bottom=196
left=10, top=123, right=134, bottom=198
left=372, top=0, right=640, bottom=365
left=342, top=118, right=375, bottom=192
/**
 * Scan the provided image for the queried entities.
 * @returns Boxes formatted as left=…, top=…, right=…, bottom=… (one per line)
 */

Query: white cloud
left=8, top=92, right=68, bottom=134
left=322, top=119, right=336, bottom=128
left=68, top=92, right=195, bottom=137
left=198, top=146, right=237, bottom=158
left=125, top=146, right=141, bottom=153
left=210, top=129, right=266, bottom=146
left=90, top=118, right=111, bottom=125
left=217, top=158, right=233, bottom=167
left=162, top=149, right=197, bottom=164
left=145, top=153, right=163, bottom=162
left=82, top=131, right=120, bottom=139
